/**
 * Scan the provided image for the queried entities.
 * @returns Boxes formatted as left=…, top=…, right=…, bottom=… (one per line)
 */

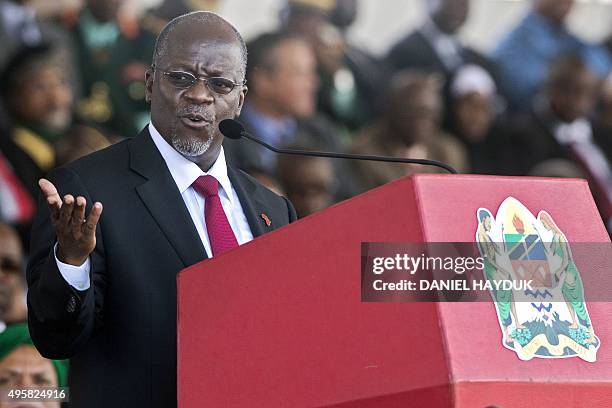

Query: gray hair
left=152, top=11, right=248, bottom=80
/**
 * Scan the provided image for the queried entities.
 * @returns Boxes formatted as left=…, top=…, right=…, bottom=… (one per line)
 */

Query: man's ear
left=145, top=68, right=154, bottom=104
left=236, top=85, right=248, bottom=116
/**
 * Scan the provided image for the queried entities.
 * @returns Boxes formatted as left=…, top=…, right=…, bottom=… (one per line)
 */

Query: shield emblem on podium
left=476, top=197, right=599, bottom=362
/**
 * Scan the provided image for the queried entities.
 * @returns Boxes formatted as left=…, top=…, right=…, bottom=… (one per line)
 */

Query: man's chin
left=170, top=133, right=216, bottom=158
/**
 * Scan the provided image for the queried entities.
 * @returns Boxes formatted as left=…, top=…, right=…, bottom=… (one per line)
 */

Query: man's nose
left=183, top=79, right=214, bottom=104
left=16, top=374, right=34, bottom=387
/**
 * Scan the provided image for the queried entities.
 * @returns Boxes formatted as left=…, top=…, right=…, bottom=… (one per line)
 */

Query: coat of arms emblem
left=475, top=197, right=599, bottom=362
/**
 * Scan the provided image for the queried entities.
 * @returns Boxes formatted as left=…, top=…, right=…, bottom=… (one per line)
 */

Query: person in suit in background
left=0, top=43, right=74, bottom=199
left=223, top=30, right=358, bottom=198
left=27, top=11, right=296, bottom=408
left=386, top=0, right=498, bottom=87
left=280, top=0, right=387, bottom=131
left=506, top=54, right=611, bottom=230
left=224, top=31, right=333, bottom=173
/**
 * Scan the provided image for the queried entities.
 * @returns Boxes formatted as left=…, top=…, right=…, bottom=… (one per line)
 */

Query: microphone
left=219, top=119, right=458, bottom=174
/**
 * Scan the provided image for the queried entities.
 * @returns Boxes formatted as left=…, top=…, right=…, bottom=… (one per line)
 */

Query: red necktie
left=192, top=175, right=239, bottom=256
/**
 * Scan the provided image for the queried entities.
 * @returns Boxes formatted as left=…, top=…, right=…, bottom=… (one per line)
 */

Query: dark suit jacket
left=386, top=29, right=499, bottom=82
left=508, top=110, right=570, bottom=175
left=26, top=128, right=297, bottom=408
left=507, top=108, right=612, bottom=175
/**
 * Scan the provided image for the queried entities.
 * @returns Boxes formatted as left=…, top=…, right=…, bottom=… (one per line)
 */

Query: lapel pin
left=261, top=213, right=272, bottom=227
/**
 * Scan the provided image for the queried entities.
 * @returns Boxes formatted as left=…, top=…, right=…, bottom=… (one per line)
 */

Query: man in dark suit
left=222, top=30, right=360, bottom=200
left=26, top=11, right=296, bottom=408
left=386, top=0, right=497, bottom=84
left=507, top=54, right=611, bottom=230
left=223, top=31, right=341, bottom=176
left=279, top=0, right=387, bottom=130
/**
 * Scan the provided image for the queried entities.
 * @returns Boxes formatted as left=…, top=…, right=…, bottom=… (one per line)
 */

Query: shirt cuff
left=53, top=243, right=91, bottom=291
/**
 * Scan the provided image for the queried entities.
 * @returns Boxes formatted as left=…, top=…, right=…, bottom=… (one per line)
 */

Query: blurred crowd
left=0, top=0, right=611, bottom=394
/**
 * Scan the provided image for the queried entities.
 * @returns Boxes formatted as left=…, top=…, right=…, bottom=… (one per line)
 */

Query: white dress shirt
left=55, top=122, right=254, bottom=290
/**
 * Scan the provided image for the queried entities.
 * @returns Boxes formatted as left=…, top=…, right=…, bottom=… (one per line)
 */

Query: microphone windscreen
left=219, top=119, right=244, bottom=140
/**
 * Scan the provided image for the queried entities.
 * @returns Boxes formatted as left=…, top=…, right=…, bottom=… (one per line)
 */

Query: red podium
left=177, top=175, right=612, bottom=407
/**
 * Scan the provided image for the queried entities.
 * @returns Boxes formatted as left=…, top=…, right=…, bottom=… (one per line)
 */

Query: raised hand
left=39, top=178, right=103, bottom=266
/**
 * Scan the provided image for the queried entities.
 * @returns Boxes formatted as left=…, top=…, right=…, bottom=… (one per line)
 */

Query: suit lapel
left=416, top=30, right=447, bottom=73
left=532, top=107, right=573, bottom=158
left=227, top=166, right=268, bottom=238
left=129, top=128, right=208, bottom=267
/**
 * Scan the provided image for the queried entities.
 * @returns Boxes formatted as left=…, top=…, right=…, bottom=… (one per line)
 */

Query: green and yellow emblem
left=476, top=197, right=599, bottom=362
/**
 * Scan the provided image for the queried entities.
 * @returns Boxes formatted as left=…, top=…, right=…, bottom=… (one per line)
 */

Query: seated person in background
left=276, top=145, right=338, bottom=218
left=224, top=31, right=339, bottom=175
left=0, top=43, right=73, bottom=198
left=386, top=0, right=498, bottom=87
left=0, top=44, right=112, bottom=248
left=507, top=54, right=612, bottom=230
left=0, top=223, right=27, bottom=328
left=350, top=70, right=467, bottom=193
left=493, top=0, right=612, bottom=112
left=280, top=0, right=386, bottom=131
left=60, top=0, right=156, bottom=137
left=444, top=64, right=514, bottom=175
left=0, top=323, right=68, bottom=404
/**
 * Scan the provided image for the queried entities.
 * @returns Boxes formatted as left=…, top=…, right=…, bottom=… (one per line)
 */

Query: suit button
left=66, top=296, right=77, bottom=313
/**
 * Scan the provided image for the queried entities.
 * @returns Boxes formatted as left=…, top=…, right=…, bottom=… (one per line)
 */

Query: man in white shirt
left=26, top=12, right=296, bottom=408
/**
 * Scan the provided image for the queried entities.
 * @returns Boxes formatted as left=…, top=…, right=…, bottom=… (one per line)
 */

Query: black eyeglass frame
left=152, top=65, right=246, bottom=95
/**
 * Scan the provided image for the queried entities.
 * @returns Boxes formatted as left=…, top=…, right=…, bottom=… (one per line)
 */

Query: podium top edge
left=411, top=174, right=589, bottom=184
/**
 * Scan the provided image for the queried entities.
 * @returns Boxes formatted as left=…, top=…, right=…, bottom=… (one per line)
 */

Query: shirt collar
left=554, top=118, right=593, bottom=145
left=148, top=122, right=234, bottom=205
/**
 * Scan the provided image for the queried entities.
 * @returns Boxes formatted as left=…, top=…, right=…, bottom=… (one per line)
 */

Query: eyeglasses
left=156, top=68, right=245, bottom=95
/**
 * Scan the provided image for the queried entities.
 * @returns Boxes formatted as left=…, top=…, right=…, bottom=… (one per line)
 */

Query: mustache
left=177, top=106, right=214, bottom=121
